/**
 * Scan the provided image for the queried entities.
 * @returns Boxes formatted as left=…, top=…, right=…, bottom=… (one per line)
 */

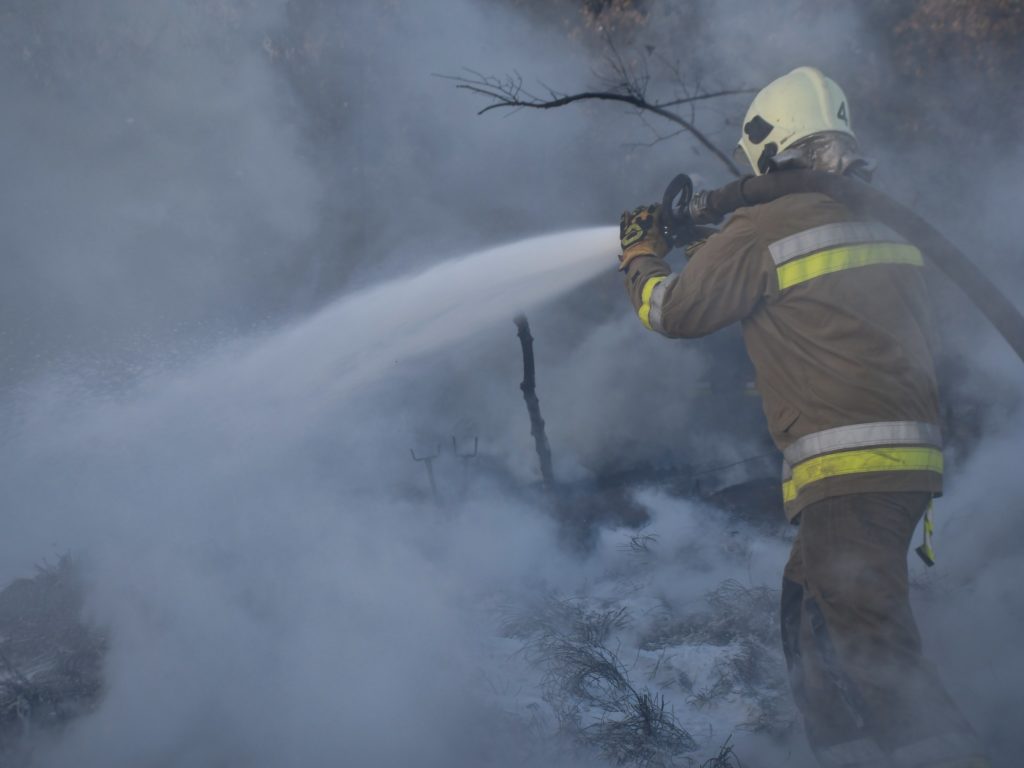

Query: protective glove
left=618, top=204, right=670, bottom=271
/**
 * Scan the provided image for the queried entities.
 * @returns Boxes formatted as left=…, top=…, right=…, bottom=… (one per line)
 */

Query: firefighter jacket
left=623, top=191, right=943, bottom=521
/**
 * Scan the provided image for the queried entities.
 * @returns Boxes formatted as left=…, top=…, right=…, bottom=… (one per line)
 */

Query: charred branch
left=514, top=315, right=556, bottom=489
left=441, top=63, right=752, bottom=177
left=410, top=445, right=442, bottom=506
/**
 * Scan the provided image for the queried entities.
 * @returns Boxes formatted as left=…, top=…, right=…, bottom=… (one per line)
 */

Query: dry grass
left=503, top=595, right=698, bottom=767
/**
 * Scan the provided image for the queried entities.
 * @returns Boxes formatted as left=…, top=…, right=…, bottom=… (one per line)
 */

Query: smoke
left=0, top=1, right=321, bottom=387
left=0, top=2, right=707, bottom=766
left=2, top=0, right=1022, bottom=766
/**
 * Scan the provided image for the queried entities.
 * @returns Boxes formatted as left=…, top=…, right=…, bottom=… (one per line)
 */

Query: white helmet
left=735, top=66, right=854, bottom=175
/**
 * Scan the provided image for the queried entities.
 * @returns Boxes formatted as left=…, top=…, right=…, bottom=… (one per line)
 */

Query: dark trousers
left=781, top=492, right=986, bottom=768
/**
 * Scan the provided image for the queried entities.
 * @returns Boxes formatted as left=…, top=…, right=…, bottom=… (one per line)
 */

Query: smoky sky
left=2, top=1, right=1023, bottom=766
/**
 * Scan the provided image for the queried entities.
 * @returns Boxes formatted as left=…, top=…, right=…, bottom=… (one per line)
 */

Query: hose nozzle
left=660, top=173, right=722, bottom=247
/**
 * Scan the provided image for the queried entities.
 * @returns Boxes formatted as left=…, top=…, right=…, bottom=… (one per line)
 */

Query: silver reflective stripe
left=783, top=421, right=942, bottom=467
left=646, top=274, right=677, bottom=335
left=889, top=731, right=986, bottom=767
left=782, top=459, right=793, bottom=481
left=817, top=737, right=887, bottom=767
left=769, top=221, right=906, bottom=266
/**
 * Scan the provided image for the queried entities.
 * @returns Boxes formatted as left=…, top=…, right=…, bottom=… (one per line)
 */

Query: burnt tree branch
left=440, top=68, right=752, bottom=177
left=514, top=315, right=555, bottom=489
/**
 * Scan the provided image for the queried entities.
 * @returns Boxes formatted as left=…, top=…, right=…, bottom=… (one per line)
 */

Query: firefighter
left=619, top=67, right=989, bottom=768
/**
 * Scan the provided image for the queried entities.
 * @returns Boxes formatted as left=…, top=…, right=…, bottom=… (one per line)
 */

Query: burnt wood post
left=514, top=315, right=555, bottom=488
left=410, top=445, right=442, bottom=506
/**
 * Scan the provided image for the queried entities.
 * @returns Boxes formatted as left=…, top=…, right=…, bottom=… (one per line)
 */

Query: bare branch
left=439, top=68, right=749, bottom=177
left=599, top=33, right=648, bottom=101
left=624, top=121, right=689, bottom=151
left=658, top=88, right=756, bottom=108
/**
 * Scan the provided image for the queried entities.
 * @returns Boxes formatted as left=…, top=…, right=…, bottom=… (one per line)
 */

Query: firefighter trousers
left=781, top=492, right=988, bottom=768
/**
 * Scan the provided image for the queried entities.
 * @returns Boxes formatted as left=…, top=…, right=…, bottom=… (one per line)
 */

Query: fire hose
left=660, top=170, right=1024, bottom=366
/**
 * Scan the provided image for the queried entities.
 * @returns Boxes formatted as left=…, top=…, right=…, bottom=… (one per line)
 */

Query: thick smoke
left=2, top=1, right=1022, bottom=767
left=0, top=2, right=321, bottom=386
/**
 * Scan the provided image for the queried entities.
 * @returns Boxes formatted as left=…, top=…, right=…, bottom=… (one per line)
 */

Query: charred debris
left=408, top=314, right=787, bottom=546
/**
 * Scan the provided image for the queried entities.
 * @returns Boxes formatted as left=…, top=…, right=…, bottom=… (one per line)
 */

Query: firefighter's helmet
left=736, top=66, right=854, bottom=176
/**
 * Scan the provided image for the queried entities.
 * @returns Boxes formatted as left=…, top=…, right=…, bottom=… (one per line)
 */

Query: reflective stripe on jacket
left=781, top=420, right=943, bottom=514
left=769, top=221, right=923, bottom=290
left=623, top=192, right=943, bottom=521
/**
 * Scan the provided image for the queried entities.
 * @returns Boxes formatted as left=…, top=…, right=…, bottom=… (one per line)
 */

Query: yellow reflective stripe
left=794, top=445, right=942, bottom=487
left=784, top=446, right=942, bottom=503
left=638, top=276, right=666, bottom=330
left=776, top=243, right=923, bottom=290
left=769, top=222, right=905, bottom=265
left=782, top=479, right=797, bottom=503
